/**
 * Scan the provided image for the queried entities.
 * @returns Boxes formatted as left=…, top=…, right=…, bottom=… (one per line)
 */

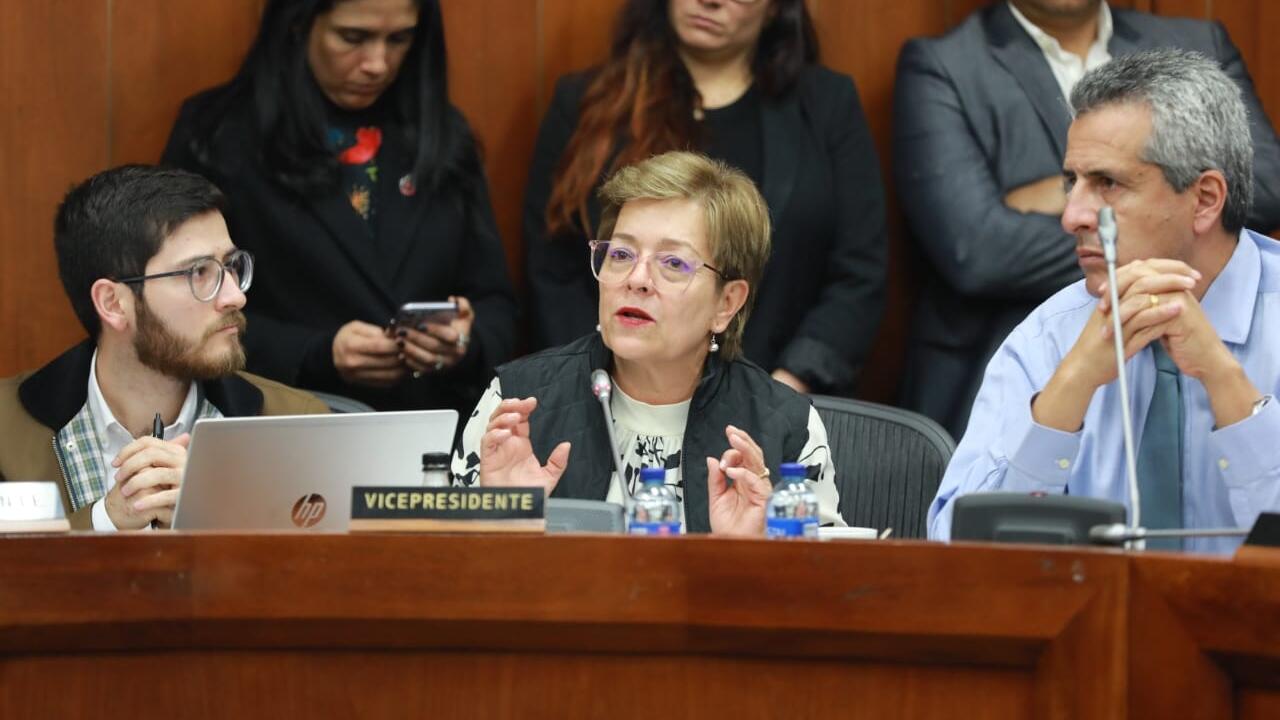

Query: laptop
left=172, top=410, right=457, bottom=531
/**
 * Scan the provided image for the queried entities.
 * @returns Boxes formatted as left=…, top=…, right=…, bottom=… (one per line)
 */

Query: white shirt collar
left=86, top=349, right=200, bottom=450
left=1008, top=1, right=1113, bottom=61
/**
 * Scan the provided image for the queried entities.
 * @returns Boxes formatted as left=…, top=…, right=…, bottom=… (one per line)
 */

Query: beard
left=134, top=300, right=248, bottom=381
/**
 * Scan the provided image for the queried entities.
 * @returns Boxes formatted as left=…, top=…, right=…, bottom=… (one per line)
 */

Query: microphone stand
left=590, top=369, right=630, bottom=501
left=1089, top=523, right=1248, bottom=547
left=1099, top=207, right=1143, bottom=550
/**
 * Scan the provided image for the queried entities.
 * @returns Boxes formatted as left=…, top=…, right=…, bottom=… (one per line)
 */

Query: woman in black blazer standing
left=525, top=0, right=886, bottom=394
left=163, top=0, right=516, bottom=414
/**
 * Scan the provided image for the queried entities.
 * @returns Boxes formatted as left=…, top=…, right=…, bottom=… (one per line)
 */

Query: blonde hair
left=597, top=151, right=771, bottom=360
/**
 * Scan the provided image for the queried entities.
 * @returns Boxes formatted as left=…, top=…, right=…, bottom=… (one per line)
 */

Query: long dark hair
left=545, top=0, right=818, bottom=236
left=186, top=0, right=478, bottom=197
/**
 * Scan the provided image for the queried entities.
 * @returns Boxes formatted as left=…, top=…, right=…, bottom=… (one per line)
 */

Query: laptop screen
left=172, top=410, right=457, bottom=531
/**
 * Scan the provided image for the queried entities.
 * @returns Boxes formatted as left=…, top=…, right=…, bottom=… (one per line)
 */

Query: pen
left=150, top=412, right=163, bottom=530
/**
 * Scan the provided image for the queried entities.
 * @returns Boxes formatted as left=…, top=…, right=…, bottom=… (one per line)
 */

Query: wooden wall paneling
left=109, top=0, right=263, bottom=165
left=1148, top=0, right=1210, bottom=19
left=442, top=0, right=540, bottom=286
left=538, top=0, right=624, bottom=115
left=1248, top=2, right=1280, bottom=126
left=1240, top=691, right=1280, bottom=720
left=945, top=0, right=992, bottom=26
left=1206, top=0, right=1280, bottom=127
left=0, top=1, right=111, bottom=377
left=6, top=0, right=1280, bottom=393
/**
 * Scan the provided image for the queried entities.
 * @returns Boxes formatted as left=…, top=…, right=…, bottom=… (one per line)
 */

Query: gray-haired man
left=894, top=1, right=1280, bottom=441
left=931, top=49, right=1280, bottom=553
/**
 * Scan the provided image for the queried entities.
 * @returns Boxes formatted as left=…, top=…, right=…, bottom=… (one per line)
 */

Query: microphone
left=590, top=369, right=629, bottom=500
left=1098, top=207, right=1143, bottom=547
left=1089, top=523, right=1248, bottom=547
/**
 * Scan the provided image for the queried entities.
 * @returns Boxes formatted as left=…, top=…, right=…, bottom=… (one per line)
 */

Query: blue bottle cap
left=779, top=462, right=806, bottom=479
left=639, top=467, right=666, bottom=484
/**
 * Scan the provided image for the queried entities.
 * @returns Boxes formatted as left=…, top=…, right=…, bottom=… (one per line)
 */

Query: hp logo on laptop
left=291, top=493, right=327, bottom=528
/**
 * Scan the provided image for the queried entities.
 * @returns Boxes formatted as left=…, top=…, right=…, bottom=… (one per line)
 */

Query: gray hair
left=1070, top=48, right=1252, bottom=233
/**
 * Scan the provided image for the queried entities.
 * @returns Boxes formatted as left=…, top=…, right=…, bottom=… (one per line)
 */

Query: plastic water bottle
left=766, top=462, right=819, bottom=539
left=627, top=467, right=681, bottom=535
left=421, top=452, right=451, bottom=487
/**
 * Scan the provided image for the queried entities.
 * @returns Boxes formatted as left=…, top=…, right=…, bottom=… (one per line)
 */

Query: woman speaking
left=456, top=152, right=843, bottom=535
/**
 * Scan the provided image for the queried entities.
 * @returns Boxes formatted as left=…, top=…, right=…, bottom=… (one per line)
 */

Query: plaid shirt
left=54, top=399, right=222, bottom=513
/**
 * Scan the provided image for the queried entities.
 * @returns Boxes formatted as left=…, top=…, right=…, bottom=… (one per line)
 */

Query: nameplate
left=349, top=486, right=545, bottom=533
left=0, top=482, right=71, bottom=533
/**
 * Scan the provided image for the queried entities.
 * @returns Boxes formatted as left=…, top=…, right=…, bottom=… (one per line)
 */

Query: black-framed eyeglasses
left=588, top=240, right=726, bottom=293
left=115, top=249, right=254, bottom=303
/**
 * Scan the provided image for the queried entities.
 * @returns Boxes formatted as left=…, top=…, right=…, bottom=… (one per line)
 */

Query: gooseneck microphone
left=1098, top=207, right=1143, bottom=544
left=590, top=369, right=629, bottom=500
left=1089, top=523, right=1247, bottom=546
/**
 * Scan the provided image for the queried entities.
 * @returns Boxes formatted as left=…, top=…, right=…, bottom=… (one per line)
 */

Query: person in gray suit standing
left=893, top=0, right=1280, bottom=441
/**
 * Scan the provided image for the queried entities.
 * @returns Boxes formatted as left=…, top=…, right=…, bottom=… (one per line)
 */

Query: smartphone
left=392, top=301, right=459, bottom=329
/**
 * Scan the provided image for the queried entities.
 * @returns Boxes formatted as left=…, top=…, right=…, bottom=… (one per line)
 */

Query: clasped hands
left=1035, top=258, right=1258, bottom=430
left=479, top=397, right=774, bottom=536
left=333, top=296, right=475, bottom=387
left=103, top=433, right=190, bottom=530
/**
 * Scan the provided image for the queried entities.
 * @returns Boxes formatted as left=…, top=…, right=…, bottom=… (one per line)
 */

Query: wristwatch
left=1251, top=394, right=1273, bottom=416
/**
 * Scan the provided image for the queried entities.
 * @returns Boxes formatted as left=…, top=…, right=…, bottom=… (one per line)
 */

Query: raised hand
left=479, top=396, right=570, bottom=495
left=706, top=425, right=772, bottom=536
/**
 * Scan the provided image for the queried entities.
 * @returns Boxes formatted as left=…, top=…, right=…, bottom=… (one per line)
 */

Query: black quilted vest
left=496, top=333, right=811, bottom=532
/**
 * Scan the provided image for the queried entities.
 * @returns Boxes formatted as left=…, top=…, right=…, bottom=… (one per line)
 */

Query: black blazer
left=162, top=90, right=517, bottom=414
left=522, top=65, right=887, bottom=394
left=893, top=3, right=1280, bottom=440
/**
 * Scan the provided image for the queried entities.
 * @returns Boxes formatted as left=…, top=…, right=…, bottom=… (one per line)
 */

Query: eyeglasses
left=115, top=250, right=254, bottom=303
left=589, top=240, right=725, bottom=293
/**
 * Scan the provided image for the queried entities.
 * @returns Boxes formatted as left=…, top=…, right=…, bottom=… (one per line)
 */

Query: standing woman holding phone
left=524, top=0, right=887, bottom=395
left=163, top=0, right=516, bottom=413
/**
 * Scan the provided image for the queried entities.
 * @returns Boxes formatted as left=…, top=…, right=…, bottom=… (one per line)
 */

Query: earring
left=596, top=323, right=602, bottom=333
left=709, top=334, right=720, bottom=353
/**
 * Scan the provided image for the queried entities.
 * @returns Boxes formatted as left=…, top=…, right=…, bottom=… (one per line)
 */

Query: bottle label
left=629, top=521, right=682, bottom=536
left=767, top=517, right=819, bottom=539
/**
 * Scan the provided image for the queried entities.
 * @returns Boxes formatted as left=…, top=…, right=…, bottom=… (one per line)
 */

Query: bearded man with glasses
left=0, top=165, right=327, bottom=530
left=453, top=152, right=845, bottom=535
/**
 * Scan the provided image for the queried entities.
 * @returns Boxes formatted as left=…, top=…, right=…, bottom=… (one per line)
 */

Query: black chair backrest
left=809, top=395, right=956, bottom=539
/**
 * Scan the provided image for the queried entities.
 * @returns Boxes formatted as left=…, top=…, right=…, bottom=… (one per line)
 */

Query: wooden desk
left=0, top=535, right=1131, bottom=719
left=1129, top=550, right=1280, bottom=720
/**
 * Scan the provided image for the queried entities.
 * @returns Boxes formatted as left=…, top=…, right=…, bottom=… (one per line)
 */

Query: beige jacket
left=0, top=341, right=328, bottom=529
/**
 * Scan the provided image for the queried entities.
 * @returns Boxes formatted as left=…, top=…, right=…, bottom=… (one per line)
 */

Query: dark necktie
left=1136, top=344, right=1184, bottom=549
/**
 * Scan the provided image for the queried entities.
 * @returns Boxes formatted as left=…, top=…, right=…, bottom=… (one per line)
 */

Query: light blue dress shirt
left=930, top=229, right=1280, bottom=553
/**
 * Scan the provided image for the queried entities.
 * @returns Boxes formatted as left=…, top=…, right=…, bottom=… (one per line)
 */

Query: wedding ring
left=456, top=332, right=469, bottom=348
left=434, top=358, right=445, bottom=371
left=1150, top=294, right=1160, bottom=307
